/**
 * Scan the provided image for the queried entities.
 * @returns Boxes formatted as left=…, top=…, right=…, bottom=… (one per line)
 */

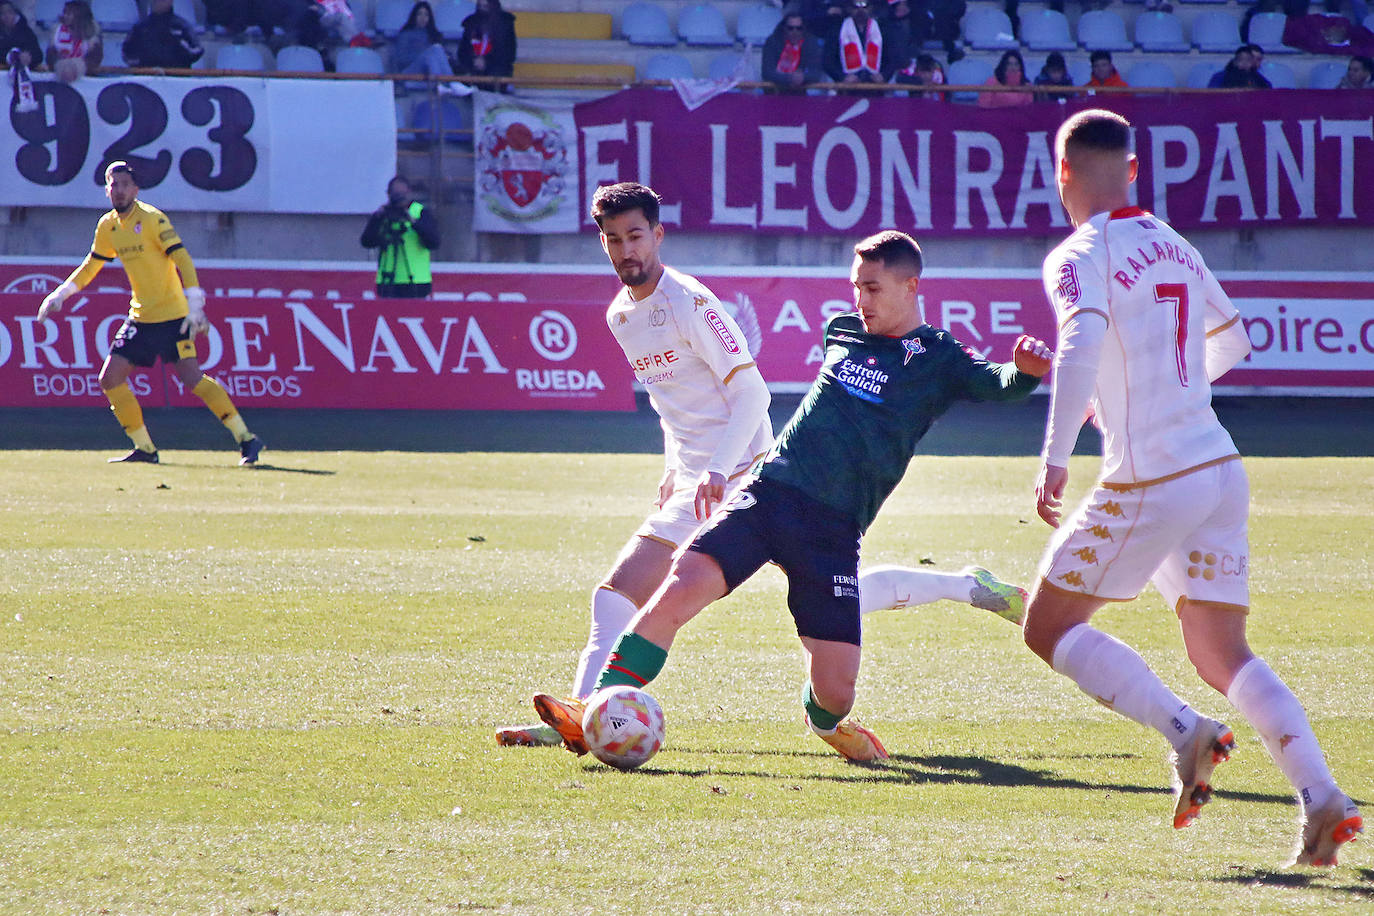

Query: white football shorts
left=1039, top=457, right=1250, bottom=612
left=635, top=473, right=751, bottom=550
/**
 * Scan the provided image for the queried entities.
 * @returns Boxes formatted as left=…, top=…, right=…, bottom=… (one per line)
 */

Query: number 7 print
left=1155, top=282, right=1190, bottom=387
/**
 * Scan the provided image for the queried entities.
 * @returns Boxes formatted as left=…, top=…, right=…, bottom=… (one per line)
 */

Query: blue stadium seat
left=708, top=51, right=747, bottom=80
left=963, top=7, right=1018, bottom=49
left=1021, top=9, right=1075, bottom=51
left=410, top=97, right=466, bottom=145
left=1307, top=59, right=1347, bottom=89
left=215, top=44, right=266, bottom=72
left=736, top=3, right=783, bottom=46
left=375, top=0, right=412, bottom=37
left=91, top=0, right=139, bottom=31
left=1192, top=10, right=1241, bottom=52
left=335, top=46, right=386, bottom=74
left=1076, top=10, right=1133, bottom=53
left=433, top=0, right=476, bottom=40
left=946, top=56, right=995, bottom=101
left=1366, top=13, right=1374, bottom=32
left=1068, top=57, right=1091, bottom=86
left=1260, top=59, right=1297, bottom=88
left=679, top=3, right=732, bottom=46
left=275, top=45, right=325, bottom=73
left=1125, top=59, right=1178, bottom=88
left=1186, top=61, right=1218, bottom=88
left=33, top=0, right=62, bottom=27
left=1248, top=12, right=1295, bottom=53
left=1135, top=12, right=1189, bottom=52
left=640, top=52, right=695, bottom=80
left=623, top=2, right=677, bottom=46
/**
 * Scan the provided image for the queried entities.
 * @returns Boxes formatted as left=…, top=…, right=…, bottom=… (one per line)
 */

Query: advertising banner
left=575, top=88, right=1374, bottom=238
left=2, top=260, right=1371, bottom=405
left=2, top=76, right=395, bottom=213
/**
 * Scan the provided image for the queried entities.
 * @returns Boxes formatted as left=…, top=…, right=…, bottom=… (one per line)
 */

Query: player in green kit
left=535, top=231, right=1054, bottom=761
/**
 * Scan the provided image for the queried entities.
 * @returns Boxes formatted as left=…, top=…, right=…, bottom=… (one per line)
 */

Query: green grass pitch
left=2, top=449, right=1370, bottom=914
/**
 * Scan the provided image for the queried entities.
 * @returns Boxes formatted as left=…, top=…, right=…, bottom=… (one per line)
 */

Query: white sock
left=1226, top=657, right=1338, bottom=810
left=858, top=565, right=973, bottom=615
left=1051, top=624, right=1200, bottom=751
left=571, top=586, right=640, bottom=698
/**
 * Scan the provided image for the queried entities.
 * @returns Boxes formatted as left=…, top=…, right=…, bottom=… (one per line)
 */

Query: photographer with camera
left=360, top=176, right=441, bottom=299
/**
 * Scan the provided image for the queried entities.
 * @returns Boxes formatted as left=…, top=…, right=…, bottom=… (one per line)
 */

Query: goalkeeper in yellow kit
left=37, top=161, right=263, bottom=465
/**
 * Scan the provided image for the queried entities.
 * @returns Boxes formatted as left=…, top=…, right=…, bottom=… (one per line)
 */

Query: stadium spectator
left=1083, top=49, right=1127, bottom=90
left=1033, top=51, right=1075, bottom=101
left=1026, top=108, right=1361, bottom=867
left=297, top=0, right=361, bottom=56
left=455, top=0, right=517, bottom=83
left=1337, top=53, right=1373, bottom=86
left=0, top=1, right=43, bottom=70
left=929, top=0, right=967, bottom=62
left=391, top=1, right=456, bottom=83
left=978, top=49, right=1033, bottom=107
left=360, top=176, right=440, bottom=299
left=893, top=51, right=946, bottom=98
left=45, top=0, right=101, bottom=81
left=881, top=0, right=930, bottom=68
left=762, top=9, right=823, bottom=89
left=122, top=0, right=204, bottom=69
left=531, top=228, right=1052, bottom=763
left=799, top=0, right=846, bottom=38
left=203, top=0, right=290, bottom=39
left=1207, top=45, right=1272, bottom=88
left=37, top=161, right=264, bottom=466
left=823, top=0, right=892, bottom=85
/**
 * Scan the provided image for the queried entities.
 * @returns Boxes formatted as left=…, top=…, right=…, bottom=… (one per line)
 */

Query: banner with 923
left=3, top=75, right=395, bottom=214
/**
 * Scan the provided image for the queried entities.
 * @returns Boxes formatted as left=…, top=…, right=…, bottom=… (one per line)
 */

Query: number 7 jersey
left=1042, top=206, right=1242, bottom=487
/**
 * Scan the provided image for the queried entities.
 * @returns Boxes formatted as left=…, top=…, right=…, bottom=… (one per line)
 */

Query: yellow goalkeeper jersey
left=82, top=200, right=195, bottom=323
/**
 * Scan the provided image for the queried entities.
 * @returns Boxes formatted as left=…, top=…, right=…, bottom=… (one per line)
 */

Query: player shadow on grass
left=240, top=463, right=337, bottom=475
left=627, top=748, right=1297, bottom=809
left=1212, top=866, right=1374, bottom=900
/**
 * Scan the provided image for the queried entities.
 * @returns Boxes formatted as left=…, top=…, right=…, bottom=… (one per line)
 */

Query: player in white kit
left=498, top=183, right=1029, bottom=749
left=1022, top=110, right=1361, bottom=866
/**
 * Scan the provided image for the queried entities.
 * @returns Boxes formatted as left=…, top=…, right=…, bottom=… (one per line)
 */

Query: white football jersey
left=1043, top=207, right=1241, bottom=486
left=607, top=266, right=772, bottom=481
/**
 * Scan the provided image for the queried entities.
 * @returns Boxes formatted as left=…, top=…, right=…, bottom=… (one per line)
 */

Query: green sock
left=593, top=632, right=667, bottom=692
left=803, top=682, right=843, bottom=732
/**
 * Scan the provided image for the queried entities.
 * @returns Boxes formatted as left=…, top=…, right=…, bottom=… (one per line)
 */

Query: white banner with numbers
left=3, top=75, right=396, bottom=214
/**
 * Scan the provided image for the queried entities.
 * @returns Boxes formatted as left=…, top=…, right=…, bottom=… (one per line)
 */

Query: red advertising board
left=3, top=259, right=1372, bottom=405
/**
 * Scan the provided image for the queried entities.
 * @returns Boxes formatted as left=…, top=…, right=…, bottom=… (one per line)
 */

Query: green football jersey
left=758, top=313, right=1041, bottom=533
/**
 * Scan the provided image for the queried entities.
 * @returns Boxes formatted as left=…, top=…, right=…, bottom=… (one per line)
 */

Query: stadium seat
left=215, top=43, right=266, bottom=71
left=963, top=7, right=1018, bottom=49
left=410, top=97, right=466, bottom=145
left=946, top=56, right=995, bottom=101
left=433, top=0, right=476, bottom=40
left=736, top=3, right=783, bottom=46
left=623, top=2, right=677, bottom=46
left=335, top=46, right=386, bottom=74
left=1366, top=13, right=1374, bottom=32
left=173, top=0, right=202, bottom=32
left=91, top=0, right=139, bottom=31
left=275, top=45, right=325, bottom=72
left=1021, top=9, right=1075, bottom=50
left=679, top=3, right=732, bottom=46
left=375, top=0, right=412, bottom=37
left=1248, top=12, right=1295, bottom=53
left=1067, top=57, right=1091, bottom=86
left=101, top=38, right=125, bottom=68
left=1135, top=12, right=1189, bottom=52
left=1260, top=59, right=1297, bottom=88
left=1307, top=59, right=1347, bottom=89
left=708, top=51, right=748, bottom=80
left=1125, top=60, right=1178, bottom=88
left=640, top=52, right=696, bottom=81
left=1076, top=10, right=1133, bottom=53
left=1186, top=60, right=1218, bottom=88
left=33, top=0, right=62, bottom=27
left=1192, top=10, right=1241, bottom=53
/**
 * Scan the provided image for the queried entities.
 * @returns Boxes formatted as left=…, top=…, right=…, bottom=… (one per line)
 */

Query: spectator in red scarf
left=823, top=0, right=891, bottom=84
left=456, top=0, right=516, bottom=82
left=763, top=9, right=823, bottom=89
left=45, top=0, right=102, bottom=82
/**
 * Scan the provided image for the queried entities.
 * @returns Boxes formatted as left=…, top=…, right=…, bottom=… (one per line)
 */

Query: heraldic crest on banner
left=476, top=97, right=574, bottom=229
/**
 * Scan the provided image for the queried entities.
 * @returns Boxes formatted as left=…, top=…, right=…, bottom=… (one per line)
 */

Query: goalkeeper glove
left=181, top=286, right=209, bottom=336
left=37, top=281, right=77, bottom=322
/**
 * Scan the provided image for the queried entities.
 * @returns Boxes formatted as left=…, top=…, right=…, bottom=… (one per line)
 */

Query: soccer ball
left=581, top=685, right=666, bottom=771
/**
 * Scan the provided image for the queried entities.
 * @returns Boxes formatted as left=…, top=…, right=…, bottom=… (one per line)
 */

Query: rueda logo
left=529, top=310, right=577, bottom=361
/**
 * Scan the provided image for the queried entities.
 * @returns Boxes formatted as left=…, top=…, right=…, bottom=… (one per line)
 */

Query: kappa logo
left=1071, top=546, right=1099, bottom=565
left=1087, top=524, right=1113, bottom=541
left=693, top=295, right=709, bottom=311
left=901, top=338, right=925, bottom=366
left=1100, top=500, right=1125, bottom=518
left=703, top=308, right=741, bottom=354
left=1058, top=570, right=1086, bottom=588
left=1056, top=262, right=1080, bottom=305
